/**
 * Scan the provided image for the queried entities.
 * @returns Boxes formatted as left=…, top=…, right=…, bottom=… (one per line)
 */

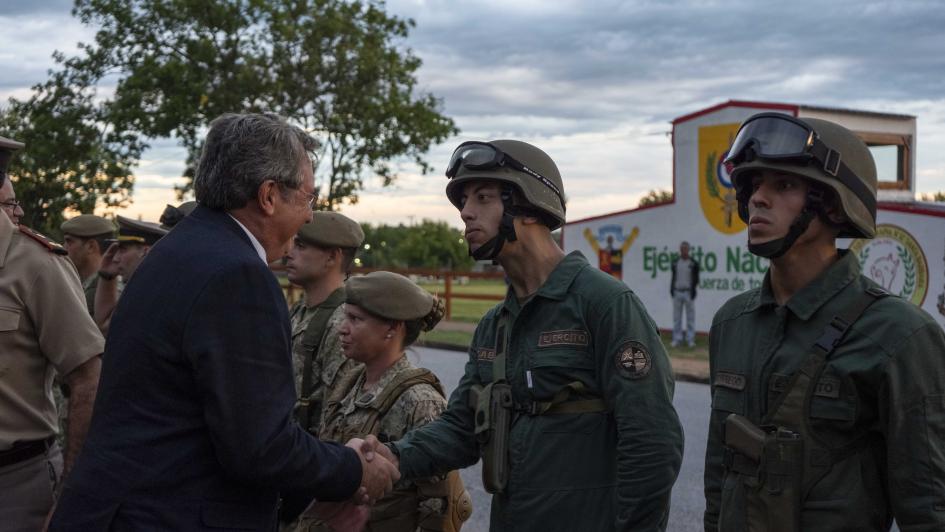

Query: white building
left=563, top=100, right=945, bottom=334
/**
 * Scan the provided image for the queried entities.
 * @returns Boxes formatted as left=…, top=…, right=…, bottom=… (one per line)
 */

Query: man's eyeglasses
left=300, top=190, right=317, bottom=209
left=0, top=199, right=20, bottom=209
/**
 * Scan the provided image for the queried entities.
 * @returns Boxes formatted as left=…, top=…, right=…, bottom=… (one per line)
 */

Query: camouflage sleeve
left=383, top=384, right=448, bottom=489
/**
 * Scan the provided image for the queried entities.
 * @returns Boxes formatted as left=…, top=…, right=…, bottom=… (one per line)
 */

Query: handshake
left=303, top=435, right=400, bottom=530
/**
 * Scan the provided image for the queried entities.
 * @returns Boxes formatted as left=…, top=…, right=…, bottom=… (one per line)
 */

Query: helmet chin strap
left=747, top=189, right=824, bottom=259
left=469, top=186, right=519, bottom=262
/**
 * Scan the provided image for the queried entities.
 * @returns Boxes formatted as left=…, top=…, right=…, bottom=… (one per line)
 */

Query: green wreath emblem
left=857, top=245, right=870, bottom=269
left=897, top=244, right=916, bottom=298
left=705, top=152, right=721, bottom=200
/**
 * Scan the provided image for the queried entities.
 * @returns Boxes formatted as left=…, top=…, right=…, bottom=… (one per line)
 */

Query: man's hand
left=345, top=438, right=400, bottom=504
left=99, top=243, right=120, bottom=278
left=362, top=434, right=399, bottom=469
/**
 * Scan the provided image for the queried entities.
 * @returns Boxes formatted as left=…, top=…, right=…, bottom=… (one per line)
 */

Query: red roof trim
left=878, top=201, right=945, bottom=218
left=565, top=199, right=676, bottom=226
left=671, top=100, right=799, bottom=125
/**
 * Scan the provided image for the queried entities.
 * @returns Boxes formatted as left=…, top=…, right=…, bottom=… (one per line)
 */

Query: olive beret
left=346, top=271, right=436, bottom=322
left=107, top=215, right=168, bottom=246
left=61, top=214, right=116, bottom=238
left=297, top=211, right=364, bottom=248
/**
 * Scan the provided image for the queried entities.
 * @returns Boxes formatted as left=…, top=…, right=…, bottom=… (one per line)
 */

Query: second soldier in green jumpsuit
left=370, top=140, right=683, bottom=531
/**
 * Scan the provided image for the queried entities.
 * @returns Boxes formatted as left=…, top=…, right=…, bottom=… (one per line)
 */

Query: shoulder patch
left=18, top=225, right=68, bottom=255
left=614, top=341, right=652, bottom=379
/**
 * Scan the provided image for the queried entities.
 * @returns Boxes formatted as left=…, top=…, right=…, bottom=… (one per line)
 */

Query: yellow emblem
left=849, top=224, right=929, bottom=306
left=698, top=123, right=746, bottom=235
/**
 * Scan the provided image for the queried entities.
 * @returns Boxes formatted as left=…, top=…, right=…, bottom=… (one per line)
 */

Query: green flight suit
left=704, top=250, right=945, bottom=531
left=394, top=251, right=684, bottom=531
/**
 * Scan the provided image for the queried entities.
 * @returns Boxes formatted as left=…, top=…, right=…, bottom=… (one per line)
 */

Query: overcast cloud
left=2, top=0, right=944, bottom=226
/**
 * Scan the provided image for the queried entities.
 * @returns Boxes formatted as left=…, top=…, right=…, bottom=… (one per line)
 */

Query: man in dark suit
left=50, top=113, right=397, bottom=531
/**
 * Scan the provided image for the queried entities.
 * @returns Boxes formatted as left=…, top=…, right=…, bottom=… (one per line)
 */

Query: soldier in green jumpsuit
left=369, top=140, right=684, bottom=531
left=703, top=114, right=945, bottom=531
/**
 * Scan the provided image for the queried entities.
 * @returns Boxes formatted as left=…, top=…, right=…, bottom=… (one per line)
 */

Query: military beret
left=297, top=211, right=364, bottom=249
left=61, top=214, right=116, bottom=238
left=160, top=201, right=198, bottom=229
left=107, top=215, right=168, bottom=246
left=0, top=135, right=25, bottom=175
left=346, top=271, right=439, bottom=324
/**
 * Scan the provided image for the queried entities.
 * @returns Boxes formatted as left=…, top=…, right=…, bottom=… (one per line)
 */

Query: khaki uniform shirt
left=0, top=214, right=104, bottom=450
left=289, top=293, right=362, bottom=431
left=82, top=273, right=97, bottom=316
left=704, top=250, right=945, bottom=531
left=395, top=251, right=684, bottom=531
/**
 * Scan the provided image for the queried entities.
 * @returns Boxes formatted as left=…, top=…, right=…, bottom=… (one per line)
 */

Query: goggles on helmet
left=725, top=113, right=876, bottom=218
left=446, top=141, right=563, bottom=204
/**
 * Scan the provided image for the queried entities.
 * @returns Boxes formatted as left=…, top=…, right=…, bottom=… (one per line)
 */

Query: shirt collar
left=755, top=250, right=860, bottom=320
left=500, top=251, right=589, bottom=313
left=227, top=214, right=267, bottom=264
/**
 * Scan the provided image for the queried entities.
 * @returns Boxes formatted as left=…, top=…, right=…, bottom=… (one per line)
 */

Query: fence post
left=444, top=272, right=453, bottom=320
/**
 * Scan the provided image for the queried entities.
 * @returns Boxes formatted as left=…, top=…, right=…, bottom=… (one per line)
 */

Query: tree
left=360, top=220, right=473, bottom=270
left=0, top=63, right=145, bottom=235
left=638, top=189, right=673, bottom=208
left=2, top=0, right=456, bottom=232
left=920, top=191, right=945, bottom=202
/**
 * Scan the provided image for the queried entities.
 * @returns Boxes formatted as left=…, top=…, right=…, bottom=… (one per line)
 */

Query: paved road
left=407, top=346, right=710, bottom=532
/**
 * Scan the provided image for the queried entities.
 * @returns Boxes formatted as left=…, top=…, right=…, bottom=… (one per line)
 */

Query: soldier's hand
left=99, top=243, right=121, bottom=278
left=363, top=434, right=399, bottom=469
left=346, top=438, right=399, bottom=504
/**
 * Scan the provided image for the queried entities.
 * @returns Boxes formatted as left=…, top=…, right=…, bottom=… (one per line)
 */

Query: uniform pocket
left=527, top=348, right=595, bottom=399
left=711, top=387, right=745, bottom=415
left=0, top=307, right=20, bottom=332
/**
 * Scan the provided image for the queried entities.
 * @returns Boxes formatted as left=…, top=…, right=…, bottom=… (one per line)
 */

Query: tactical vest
left=722, top=286, right=887, bottom=532
left=295, top=288, right=346, bottom=431
left=319, top=368, right=472, bottom=532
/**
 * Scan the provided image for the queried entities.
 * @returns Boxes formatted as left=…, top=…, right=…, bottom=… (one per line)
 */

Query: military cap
left=160, top=201, right=198, bottom=229
left=61, top=214, right=117, bottom=238
left=297, top=211, right=364, bottom=249
left=107, top=215, right=168, bottom=246
left=0, top=135, right=25, bottom=176
left=346, top=271, right=438, bottom=323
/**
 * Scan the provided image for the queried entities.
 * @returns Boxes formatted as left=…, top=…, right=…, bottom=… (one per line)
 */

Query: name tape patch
left=538, top=329, right=590, bottom=347
left=476, top=348, right=496, bottom=361
left=715, top=371, right=747, bottom=391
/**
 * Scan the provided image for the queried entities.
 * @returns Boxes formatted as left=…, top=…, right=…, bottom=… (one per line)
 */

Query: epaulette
left=18, top=225, right=68, bottom=255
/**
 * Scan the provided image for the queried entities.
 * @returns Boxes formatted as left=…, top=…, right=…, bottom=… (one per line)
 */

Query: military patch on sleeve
left=614, top=341, right=652, bottom=379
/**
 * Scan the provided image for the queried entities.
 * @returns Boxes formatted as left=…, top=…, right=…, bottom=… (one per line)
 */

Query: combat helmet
left=445, top=140, right=565, bottom=260
left=726, top=113, right=877, bottom=258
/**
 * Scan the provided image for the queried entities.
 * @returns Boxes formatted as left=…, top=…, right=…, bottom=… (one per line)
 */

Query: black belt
left=0, top=437, right=56, bottom=469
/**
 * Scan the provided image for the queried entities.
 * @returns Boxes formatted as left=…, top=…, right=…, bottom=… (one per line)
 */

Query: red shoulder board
left=18, top=225, right=68, bottom=255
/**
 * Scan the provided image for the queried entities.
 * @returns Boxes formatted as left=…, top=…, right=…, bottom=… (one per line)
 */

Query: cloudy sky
left=2, top=0, right=944, bottom=227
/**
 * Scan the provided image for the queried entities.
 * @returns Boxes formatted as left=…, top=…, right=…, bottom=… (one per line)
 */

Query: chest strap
left=297, top=287, right=346, bottom=429
left=513, top=381, right=608, bottom=415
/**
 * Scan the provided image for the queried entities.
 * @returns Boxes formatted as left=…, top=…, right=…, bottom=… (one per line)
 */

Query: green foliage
left=920, top=191, right=945, bottom=202
left=360, top=219, right=473, bottom=270
left=0, top=63, right=145, bottom=235
left=638, top=188, right=673, bottom=208
left=2, top=0, right=456, bottom=232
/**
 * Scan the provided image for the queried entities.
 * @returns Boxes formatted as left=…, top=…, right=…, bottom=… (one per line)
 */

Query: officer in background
left=159, top=200, right=198, bottom=229
left=669, top=240, right=700, bottom=348
left=0, top=135, right=104, bottom=530
left=370, top=140, right=684, bottom=531
left=60, top=215, right=117, bottom=315
left=284, top=211, right=365, bottom=433
left=704, top=114, right=945, bottom=531
left=94, top=215, right=168, bottom=333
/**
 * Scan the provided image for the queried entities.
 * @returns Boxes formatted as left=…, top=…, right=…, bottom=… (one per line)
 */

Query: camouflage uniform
left=301, top=356, right=447, bottom=532
left=289, top=297, right=362, bottom=431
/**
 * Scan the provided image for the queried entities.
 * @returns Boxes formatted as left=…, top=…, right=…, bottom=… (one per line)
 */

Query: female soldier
left=299, top=271, right=469, bottom=532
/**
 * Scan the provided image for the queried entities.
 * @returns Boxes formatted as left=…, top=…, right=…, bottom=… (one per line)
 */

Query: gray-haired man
left=50, top=113, right=396, bottom=531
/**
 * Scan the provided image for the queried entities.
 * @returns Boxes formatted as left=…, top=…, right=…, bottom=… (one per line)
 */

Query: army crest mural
left=698, top=123, right=746, bottom=235
left=850, top=224, right=929, bottom=306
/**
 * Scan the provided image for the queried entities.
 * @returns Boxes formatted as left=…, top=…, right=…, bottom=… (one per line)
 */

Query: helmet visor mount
left=725, top=113, right=876, bottom=219
left=446, top=141, right=564, bottom=205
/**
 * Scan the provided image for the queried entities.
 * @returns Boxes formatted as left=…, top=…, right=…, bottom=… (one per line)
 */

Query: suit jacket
left=50, top=206, right=361, bottom=531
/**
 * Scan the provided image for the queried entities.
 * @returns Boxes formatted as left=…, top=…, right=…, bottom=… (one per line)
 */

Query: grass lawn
left=418, top=278, right=506, bottom=323
left=422, top=325, right=709, bottom=362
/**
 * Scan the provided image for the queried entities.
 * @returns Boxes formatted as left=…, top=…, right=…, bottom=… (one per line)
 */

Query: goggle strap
left=808, top=139, right=876, bottom=218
